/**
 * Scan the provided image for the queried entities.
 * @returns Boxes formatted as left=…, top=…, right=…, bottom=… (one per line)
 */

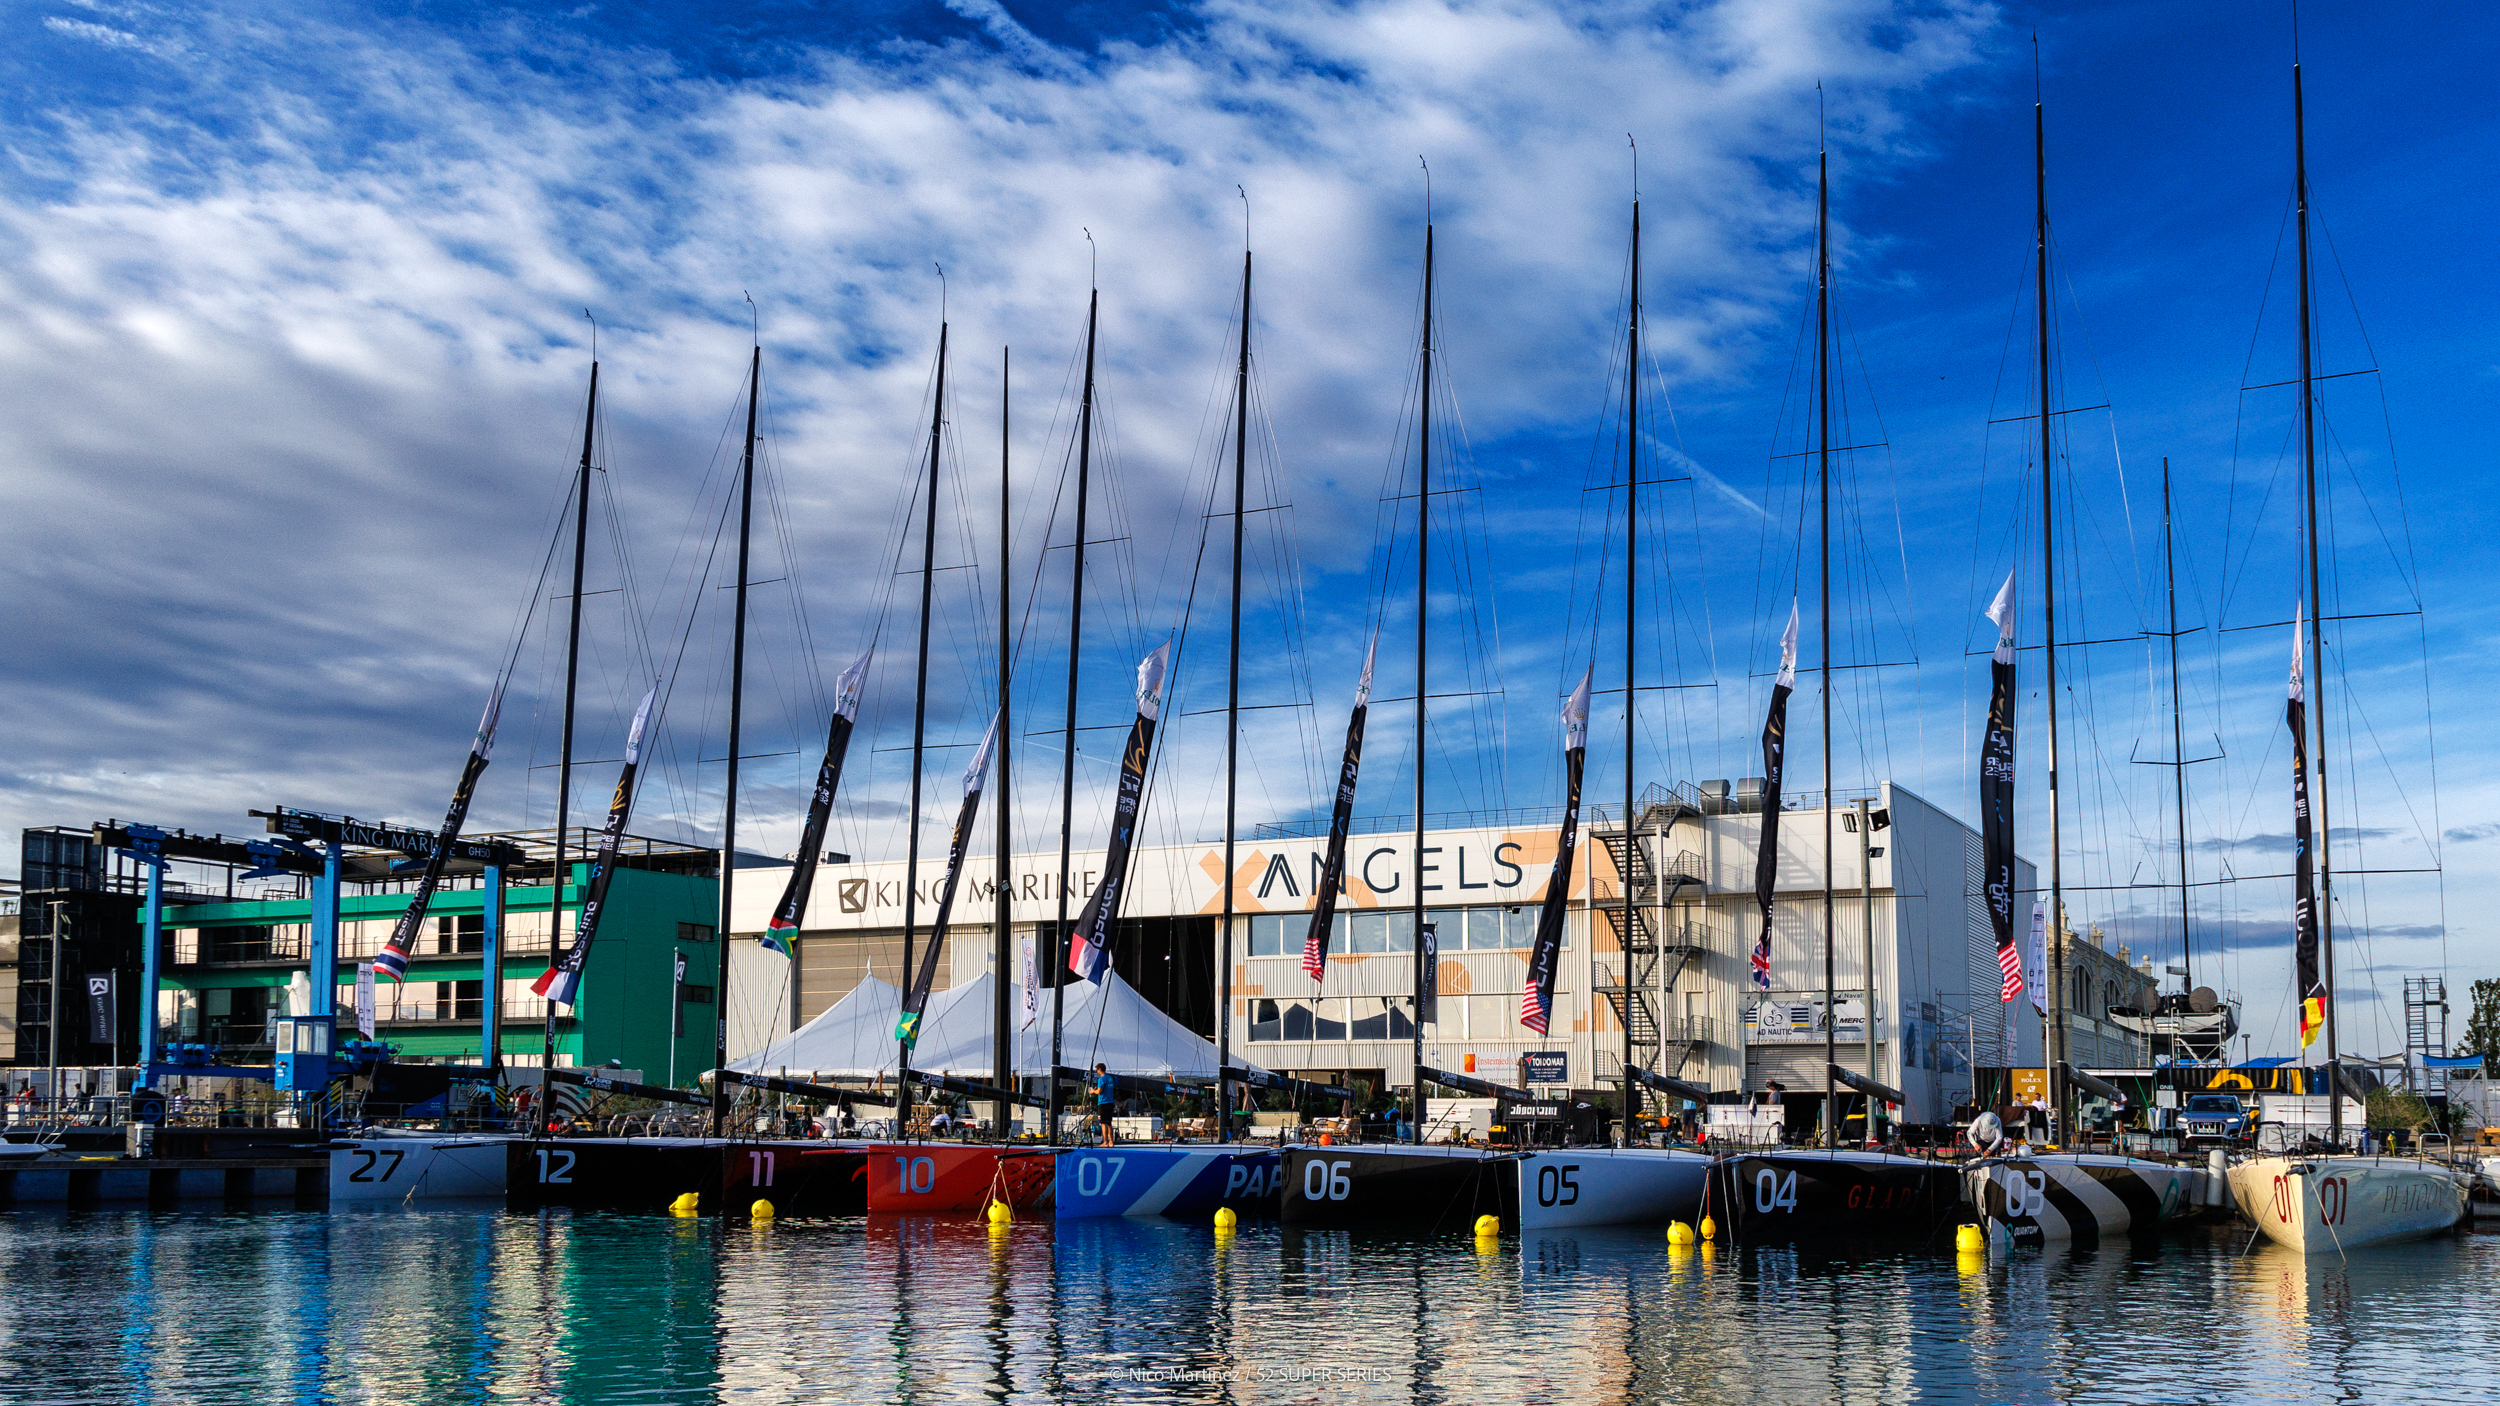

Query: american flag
left=1750, top=930, right=1771, bottom=990
left=1518, top=986, right=1549, bottom=1036
left=1300, top=924, right=1328, bottom=982
left=1997, top=938, right=2024, bottom=1003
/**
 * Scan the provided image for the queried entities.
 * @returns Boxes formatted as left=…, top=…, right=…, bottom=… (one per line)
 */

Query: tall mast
left=1049, top=292, right=1099, bottom=1144
left=1621, top=188, right=1640, bottom=1144
left=2164, top=460, right=2191, bottom=996
left=1220, top=244, right=1250, bottom=1143
left=2294, top=62, right=2341, bottom=1139
left=1409, top=215, right=1433, bottom=1145
left=1817, top=147, right=1837, bottom=1151
left=993, top=346, right=1014, bottom=1120
left=708, top=342, right=760, bottom=1138
left=2037, top=98, right=2068, bottom=1139
left=539, top=358, right=596, bottom=1102
left=898, top=323, right=948, bottom=1134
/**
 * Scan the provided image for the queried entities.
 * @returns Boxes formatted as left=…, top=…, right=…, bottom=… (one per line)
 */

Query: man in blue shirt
left=1093, top=1063, right=1118, bottom=1146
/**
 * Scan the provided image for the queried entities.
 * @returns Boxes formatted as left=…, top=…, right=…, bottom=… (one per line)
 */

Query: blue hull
left=1052, top=1146, right=1282, bottom=1220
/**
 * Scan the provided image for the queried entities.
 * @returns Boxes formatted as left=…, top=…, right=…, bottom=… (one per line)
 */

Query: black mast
left=1621, top=183, right=1641, bottom=1145
left=538, top=357, right=596, bottom=1108
left=1817, top=146, right=1837, bottom=1151
left=994, top=346, right=1014, bottom=1127
left=2036, top=97, right=2068, bottom=1140
left=2163, top=460, right=2191, bottom=995
left=1409, top=204, right=1432, bottom=1145
left=1049, top=290, right=1099, bottom=1145
left=709, top=340, right=759, bottom=1138
left=1220, top=238, right=1250, bottom=1143
left=899, top=321, right=948, bottom=1136
left=2293, top=61, right=2341, bottom=1141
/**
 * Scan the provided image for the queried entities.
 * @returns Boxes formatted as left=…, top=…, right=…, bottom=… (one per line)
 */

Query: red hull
left=862, top=1144, right=1055, bottom=1214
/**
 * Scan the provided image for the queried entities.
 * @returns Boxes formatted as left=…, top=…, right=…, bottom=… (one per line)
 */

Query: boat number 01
left=1074, top=1157, right=1125, bottom=1198
left=1302, top=1159, right=1354, bottom=1201
left=892, top=1156, right=937, bottom=1194
left=1535, top=1164, right=1581, bottom=1207
left=2316, top=1175, right=2348, bottom=1226
left=346, top=1149, right=406, bottom=1183
left=1754, top=1168, right=1798, bottom=1214
left=534, top=1149, right=575, bottom=1184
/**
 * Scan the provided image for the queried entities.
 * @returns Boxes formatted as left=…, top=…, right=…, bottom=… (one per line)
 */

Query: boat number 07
left=891, top=1156, right=937, bottom=1194
left=1302, top=1159, right=1353, bottom=1202
left=534, top=1149, right=575, bottom=1184
left=1535, top=1164, right=1581, bottom=1207
left=346, top=1149, right=406, bottom=1183
left=1754, top=1168, right=1798, bottom=1214
left=1074, top=1156, right=1125, bottom=1198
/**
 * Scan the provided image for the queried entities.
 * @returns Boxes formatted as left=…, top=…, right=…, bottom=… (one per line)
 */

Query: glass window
left=1351, top=998, right=1389, bottom=1040
left=1247, top=915, right=1282, bottom=958
left=1283, top=1001, right=1315, bottom=1040
left=1506, top=906, right=1540, bottom=948
left=1249, top=999, right=1280, bottom=1042
left=1385, top=912, right=1414, bottom=953
left=1470, top=993, right=1516, bottom=1036
left=1349, top=913, right=1387, bottom=954
left=1467, top=908, right=1507, bottom=950
left=1313, top=1000, right=1346, bottom=1041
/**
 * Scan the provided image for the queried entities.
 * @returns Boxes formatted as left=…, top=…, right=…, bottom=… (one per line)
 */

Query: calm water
left=0, top=1205, right=2492, bottom=1404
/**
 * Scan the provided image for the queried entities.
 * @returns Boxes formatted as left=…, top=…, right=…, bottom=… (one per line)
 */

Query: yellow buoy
left=1213, top=1207, right=1238, bottom=1229
left=1472, top=1214, right=1500, bottom=1238
left=750, top=1199, right=775, bottom=1222
left=986, top=1200, right=1014, bottom=1226
left=1957, top=1249, right=1987, bottom=1276
left=1697, top=1214, right=1716, bottom=1242
left=1666, top=1220, right=1695, bottom=1246
left=669, top=1192, right=701, bottom=1217
left=1954, top=1223, right=1985, bottom=1254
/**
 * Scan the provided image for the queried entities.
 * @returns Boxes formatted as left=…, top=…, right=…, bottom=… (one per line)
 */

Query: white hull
left=330, top=1135, right=510, bottom=1202
left=1964, top=1154, right=2202, bottom=1245
left=1514, top=1148, right=1710, bottom=1229
left=2226, top=1153, right=2466, bottom=1253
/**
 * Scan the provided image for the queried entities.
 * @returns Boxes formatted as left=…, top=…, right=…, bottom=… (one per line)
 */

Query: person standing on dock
left=1093, top=1064, right=1117, bottom=1146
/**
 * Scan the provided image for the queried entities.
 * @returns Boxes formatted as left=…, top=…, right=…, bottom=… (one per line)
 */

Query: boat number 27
left=346, top=1149, right=406, bottom=1183
left=1754, top=1169, right=1798, bottom=1214
left=1534, top=1165, right=1581, bottom=1207
left=533, top=1149, right=575, bottom=1184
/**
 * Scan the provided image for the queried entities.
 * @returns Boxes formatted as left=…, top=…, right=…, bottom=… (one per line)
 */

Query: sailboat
left=1706, top=134, right=1957, bottom=1245
left=2212, top=58, right=2467, bottom=1255
left=1957, top=87, right=2210, bottom=1248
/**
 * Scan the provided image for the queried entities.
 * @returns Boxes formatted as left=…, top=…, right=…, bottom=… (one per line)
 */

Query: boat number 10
left=891, top=1156, right=937, bottom=1194
left=1534, top=1165, right=1581, bottom=1207
left=1754, top=1169, right=1798, bottom=1214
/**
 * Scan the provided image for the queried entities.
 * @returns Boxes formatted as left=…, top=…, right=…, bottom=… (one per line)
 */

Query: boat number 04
left=1302, top=1160, right=1354, bottom=1201
left=2273, top=1174, right=2348, bottom=1225
left=1754, top=1169, right=1798, bottom=1214
left=1534, top=1165, right=1581, bottom=1207
left=891, top=1156, right=937, bottom=1194
left=534, top=1149, right=575, bottom=1184
left=346, top=1149, right=406, bottom=1183
left=1073, top=1157, right=1124, bottom=1198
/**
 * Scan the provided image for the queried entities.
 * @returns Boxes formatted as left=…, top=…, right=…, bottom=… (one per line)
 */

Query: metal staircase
left=1591, top=784, right=1709, bottom=1109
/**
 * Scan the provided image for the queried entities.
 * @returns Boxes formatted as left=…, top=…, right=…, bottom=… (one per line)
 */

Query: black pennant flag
left=1520, top=667, right=1592, bottom=1035
left=1301, top=638, right=1376, bottom=983
left=765, top=649, right=871, bottom=956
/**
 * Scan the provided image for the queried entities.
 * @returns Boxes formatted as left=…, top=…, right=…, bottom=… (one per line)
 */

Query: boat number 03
left=534, top=1149, right=575, bottom=1184
left=891, top=1156, right=937, bottom=1194
left=1302, top=1159, right=1353, bottom=1202
left=1074, top=1157, right=1125, bottom=1198
left=1534, top=1164, right=1581, bottom=1207
left=346, top=1149, right=406, bottom=1183
left=1754, top=1168, right=1798, bottom=1214
left=2000, top=1170, right=2048, bottom=1219
left=748, top=1151, right=775, bottom=1187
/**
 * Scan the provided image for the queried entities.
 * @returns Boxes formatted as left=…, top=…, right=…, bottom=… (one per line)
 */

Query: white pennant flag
left=1017, top=935, right=1039, bottom=1032
left=2025, top=900, right=2049, bottom=1019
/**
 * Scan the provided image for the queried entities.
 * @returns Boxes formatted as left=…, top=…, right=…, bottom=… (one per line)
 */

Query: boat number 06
left=1754, top=1168, right=1798, bottom=1214
left=534, top=1148, right=575, bottom=1184
left=1534, top=1164, right=1581, bottom=1207
left=1074, top=1157, right=1125, bottom=1198
left=1302, top=1159, right=1353, bottom=1202
left=891, top=1156, right=937, bottom=1194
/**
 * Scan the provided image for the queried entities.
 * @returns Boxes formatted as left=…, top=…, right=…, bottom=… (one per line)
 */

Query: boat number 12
left=347, top=1149, right=406, bottom=1183
left=534, top=1149, right=575, bottom=1184
left=1534, top=1165, right=1581, bottom=1207
left=1754, top=1168, right=1798, bottom=1214
left=892, top=1156, right=937, bottom=1194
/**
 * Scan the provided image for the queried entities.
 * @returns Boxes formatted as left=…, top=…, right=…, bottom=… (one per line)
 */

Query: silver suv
left=2181, top=1093, right=2249, bottom=1148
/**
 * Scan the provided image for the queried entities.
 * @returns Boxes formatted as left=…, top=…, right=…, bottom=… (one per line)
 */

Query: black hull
left=1279, top=1147, right=1515, bottom=1234
left=1707, top=1151, right=1958, bottom=1245
left=506, top=1138, right=869, bottom=1216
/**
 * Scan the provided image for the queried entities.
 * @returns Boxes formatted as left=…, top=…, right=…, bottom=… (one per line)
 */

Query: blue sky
left=2, top=1, right=2491, bottom=1058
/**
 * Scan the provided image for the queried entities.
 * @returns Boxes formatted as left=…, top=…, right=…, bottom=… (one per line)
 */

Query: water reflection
left=0, top=1206, right=2489, bottom=1404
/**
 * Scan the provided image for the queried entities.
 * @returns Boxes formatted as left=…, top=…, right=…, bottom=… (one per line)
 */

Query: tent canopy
left=724, top=971, right=1269, bottom=1083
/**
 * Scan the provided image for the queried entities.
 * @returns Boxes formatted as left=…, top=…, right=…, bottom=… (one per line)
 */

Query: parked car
left=2181, top=1093, right=2250, bottom=1148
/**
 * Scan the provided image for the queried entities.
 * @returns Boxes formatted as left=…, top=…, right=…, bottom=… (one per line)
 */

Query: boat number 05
left=891, top=1156, right=937, bottom=1194
left=1535, top=1164, right=1581, bottom=1207
left=2000, top=1170, right=2048, bottom=1219
left=1754, top=1168, right=1798, bottom=1214
left=346, top=1149, right=406, bottom=1183
left=1302, top=1159, right=1353, bottom=1202
left=1074, top=1156, right=1125, bottom=1198
left=534, top=1148, right=575, bottom=1184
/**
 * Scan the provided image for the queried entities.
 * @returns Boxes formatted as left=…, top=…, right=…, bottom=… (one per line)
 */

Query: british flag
left=1997, top=938, right=2024, bottom=1003
left=1750, top=930, right=1771, bottom=991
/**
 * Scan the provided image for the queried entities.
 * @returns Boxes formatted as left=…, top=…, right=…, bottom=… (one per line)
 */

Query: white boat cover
left=725, top=971, right=1270, bottom=1082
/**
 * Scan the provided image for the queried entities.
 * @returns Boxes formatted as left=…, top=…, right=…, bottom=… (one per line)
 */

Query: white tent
left=723, top=971, right=1268, bottom=1082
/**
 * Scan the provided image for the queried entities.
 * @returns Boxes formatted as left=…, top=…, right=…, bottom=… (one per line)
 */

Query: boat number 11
left=1754, top=1169, right=1798, bottom=1214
